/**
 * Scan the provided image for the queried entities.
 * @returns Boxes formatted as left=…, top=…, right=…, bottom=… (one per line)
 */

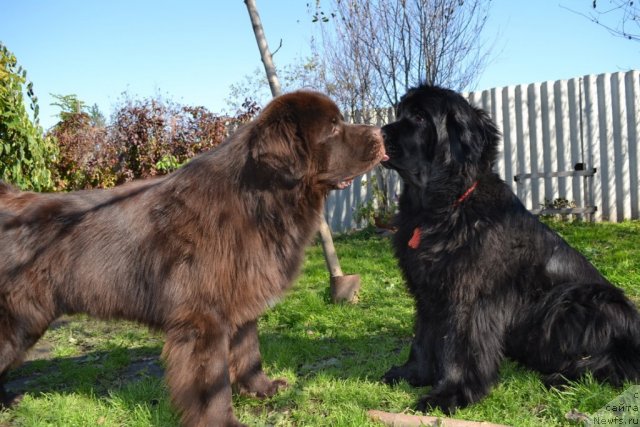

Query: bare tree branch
left=312, top=0, right=493, bottom=116
left=272, top=39, right=284, bottom=56
left=561, top=0, right=640, bottom=41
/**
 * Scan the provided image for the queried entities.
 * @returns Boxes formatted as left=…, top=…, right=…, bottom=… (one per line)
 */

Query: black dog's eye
left=412, top=110, right=426, bottom=124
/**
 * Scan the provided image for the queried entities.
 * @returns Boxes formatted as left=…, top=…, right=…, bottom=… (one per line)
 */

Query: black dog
left=381, top=85, right=640, bottom=414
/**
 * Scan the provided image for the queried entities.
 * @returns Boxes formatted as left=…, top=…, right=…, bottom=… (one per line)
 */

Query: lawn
left=1, top=221, right=639, bottom=426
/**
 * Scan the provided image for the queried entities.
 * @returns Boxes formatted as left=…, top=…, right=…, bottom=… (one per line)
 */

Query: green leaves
left=0, top=42, right=56, bottom=191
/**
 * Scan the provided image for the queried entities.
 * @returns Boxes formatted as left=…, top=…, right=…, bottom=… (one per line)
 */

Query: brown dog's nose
left=372, top=128, right=389, bottom=162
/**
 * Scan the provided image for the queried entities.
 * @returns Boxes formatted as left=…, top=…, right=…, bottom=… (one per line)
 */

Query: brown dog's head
left=247, top=91, right=387, bottom=191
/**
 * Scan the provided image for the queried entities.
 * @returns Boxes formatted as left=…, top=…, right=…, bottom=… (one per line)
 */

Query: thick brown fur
left=0, top=91, right=385, bottom=427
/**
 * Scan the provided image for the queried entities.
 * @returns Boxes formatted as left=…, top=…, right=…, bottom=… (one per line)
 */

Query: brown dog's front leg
left=163, top=313, right=245, bottom=427
left=229, top=319, right=288, bottom=398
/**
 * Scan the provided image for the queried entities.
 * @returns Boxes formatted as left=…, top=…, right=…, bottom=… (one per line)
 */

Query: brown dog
left=0, top=91, right=386, bottom=426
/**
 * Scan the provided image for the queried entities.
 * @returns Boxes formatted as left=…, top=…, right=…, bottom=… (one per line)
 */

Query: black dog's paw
left=542, top=372, right=572, bottom=389
left=0, top=388, right=23, bottom=409
left=383, top=365, right=431, bottom=387
left=382, top=365, right=408, bottom=385
left=417, top=389, right=467, bottom=415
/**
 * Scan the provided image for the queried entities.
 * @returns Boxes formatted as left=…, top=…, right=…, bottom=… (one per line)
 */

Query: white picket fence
left=325, top=70, right=640, bottom=232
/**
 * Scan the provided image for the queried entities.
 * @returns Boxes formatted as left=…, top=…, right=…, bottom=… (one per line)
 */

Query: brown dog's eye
left=331, top=117, right=340, bottom=134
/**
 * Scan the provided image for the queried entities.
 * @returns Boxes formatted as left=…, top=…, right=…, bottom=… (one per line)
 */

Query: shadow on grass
left=3, top=324, right=559, bottom=426
left=5, top=347, right=165, bottom=396
left=6, top=321, right=411, bottom=397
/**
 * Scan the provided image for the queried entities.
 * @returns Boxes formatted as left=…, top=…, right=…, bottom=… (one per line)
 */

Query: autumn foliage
left=48, top=98, right=260, bottom=191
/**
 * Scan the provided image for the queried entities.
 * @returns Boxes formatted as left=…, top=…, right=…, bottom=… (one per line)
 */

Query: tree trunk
left=244, top=0, right=282, bottom=97
left=243, top=0, right=358, bottom=302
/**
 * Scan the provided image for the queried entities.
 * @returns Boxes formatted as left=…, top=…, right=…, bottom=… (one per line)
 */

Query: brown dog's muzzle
left=327, top=125, right=388, bottom=190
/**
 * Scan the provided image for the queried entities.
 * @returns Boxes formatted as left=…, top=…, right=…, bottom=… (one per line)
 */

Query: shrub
left=0, top=42, right=57, bottom=190
left=48, top=96, right=261, bottom=190
left=48, top=111, right=115, bottom=190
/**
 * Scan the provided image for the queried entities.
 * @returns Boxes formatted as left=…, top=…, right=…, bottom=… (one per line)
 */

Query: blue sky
left=2, top=0, right=639, bottom=130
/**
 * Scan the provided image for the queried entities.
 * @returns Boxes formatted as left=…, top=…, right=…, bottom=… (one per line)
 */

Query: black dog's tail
left=605, top=297, right=640, bottom=385
left=562, top=282, right=640, bottom=386
left=518, top=281, right=640, bottom=386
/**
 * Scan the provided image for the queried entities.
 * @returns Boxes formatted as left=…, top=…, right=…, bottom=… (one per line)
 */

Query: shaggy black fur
left=380, top=85, right=640, bottom=414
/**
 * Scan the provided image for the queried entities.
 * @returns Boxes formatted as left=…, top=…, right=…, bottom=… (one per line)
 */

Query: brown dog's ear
left=247, top=116, right=307, bottom=189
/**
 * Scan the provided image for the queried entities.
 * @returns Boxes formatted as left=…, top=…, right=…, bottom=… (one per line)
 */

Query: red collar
left=408, top=181, right=478, bottom=249
left=454, top=180, right=479, bottom=206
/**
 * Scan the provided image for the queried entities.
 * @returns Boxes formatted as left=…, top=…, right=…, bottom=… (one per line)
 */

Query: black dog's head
left=381, top=85, right=500, bottom=189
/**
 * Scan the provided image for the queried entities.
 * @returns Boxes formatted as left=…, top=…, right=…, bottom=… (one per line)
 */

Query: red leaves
left=48, top=97, right=261, bottom=191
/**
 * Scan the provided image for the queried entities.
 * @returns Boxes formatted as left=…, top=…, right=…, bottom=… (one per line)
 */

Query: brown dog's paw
left=253, top=378, right=288, bottom=398
left=236, top=375, right=288, bottom=399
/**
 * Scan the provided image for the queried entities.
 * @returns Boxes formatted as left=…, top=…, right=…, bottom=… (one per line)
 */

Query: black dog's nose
left=381, top=127, right=389, bottom=141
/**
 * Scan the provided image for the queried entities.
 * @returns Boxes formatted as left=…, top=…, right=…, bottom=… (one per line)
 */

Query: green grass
left=1, top=221, right=639, bottom=426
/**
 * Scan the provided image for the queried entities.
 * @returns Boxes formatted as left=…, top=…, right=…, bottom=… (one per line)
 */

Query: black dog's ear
left=445, top=107, right=475, bottom=165
left=474, top=107, right=500, bottom=171
left=445, top=105, right=499, bottom=171
left=247, top=116, right=306, bottom=189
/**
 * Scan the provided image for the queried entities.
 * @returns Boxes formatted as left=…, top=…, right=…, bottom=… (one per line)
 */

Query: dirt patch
left=5, top=316, right=165, bottom=395
left=120, top=355, right=164, bottom=381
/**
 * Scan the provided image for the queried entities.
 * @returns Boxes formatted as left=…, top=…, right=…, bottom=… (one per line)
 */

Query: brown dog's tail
left=0, top=181, right=18, bottom=196
left=0, top=181, right=20, bottom=225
